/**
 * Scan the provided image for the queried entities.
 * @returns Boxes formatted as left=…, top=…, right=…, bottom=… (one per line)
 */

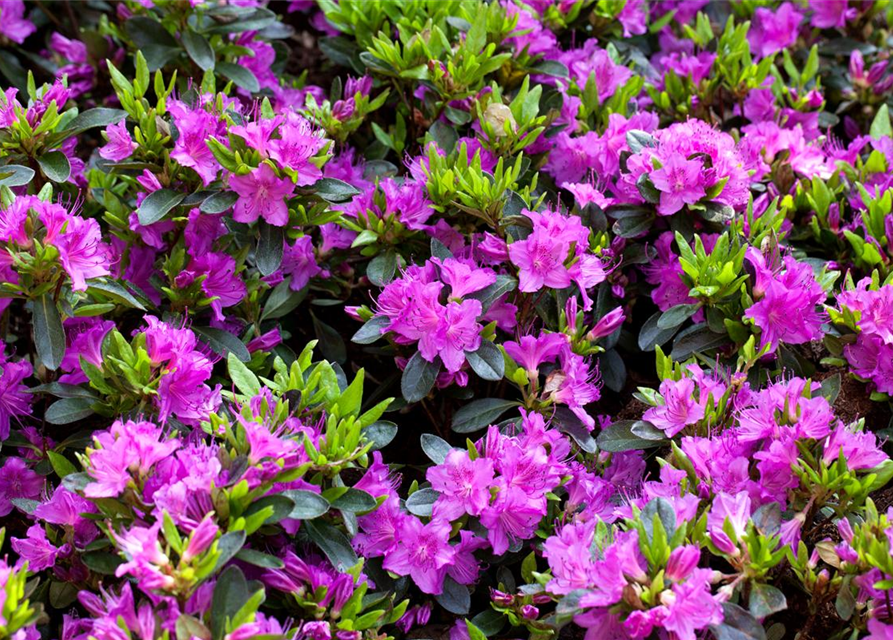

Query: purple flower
left=560, top=41, right=633, bottom=103
left=750, top=3, right=804, bottom=58
left=382, top=517, right=456, bottom=595
left=0, top=456, right=43, bottom=516
left=49, top=32, right=87, bottom=63
left=649, top=153, right=706, bottom=216
left=0, top=354, right=31, bottom=440
left=99, top=121, right=136, bottom=162
left=707, top=491, right=751, bottom=555
left=0, top=0, right=36, bottom=43
left=281, top=235, right=321, bottom=291
left=809, top=0, right=856, bottom=29
left=181, top=252, right=246, bottom=321
left=428, top=449, right=495, bottom=520
left=504, top=333, right=566, bottom=377
left=268, top=114, right=327, bottom=186
left=230, top=164, right=295, bottom=227
left=33, top=485, right=99, bottom=546
left=658, top=569, right=723, bottom=640
left=479, top=486, right=544, bottom=555
left=822, top=424, right=887, bottom=470
left=426, top=299, right=483, bottom=374
left=643, top=378, right=704, bottom=437
left=54, top=216, right=112, bottom=291
left=112, top=522, right=175, bottom=591
left=12, top=524, right=65, bottom=571
left=547, top=347, right=601, bottom=430
left=170, top=100, right=223, bottom=186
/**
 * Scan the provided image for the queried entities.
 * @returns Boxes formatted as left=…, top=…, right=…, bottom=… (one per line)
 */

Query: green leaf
left=126, top=17, right=180, bottom=70
left=38, top=151, right=71, bottom=183
left=401, top=352, right=439, bottom=403
left=87, top=279, right=147, bottom=311
left=193, top=326, right=250, bottom=363
left=312, top=314, right=347, bottom=364
left=227, top=352, right=260, bottom=396
left=312, top=177, right=362, bottom=203
left=210, top=565, right=250, bottom=640
left=466, top=274, right=517, bottom=312
left=641, top=497, right=676, bottom=541
left=331, top=488, right=377, bottom=513
left=657, top=304, right=701, bottom=330
left=217, top=62, right=260, bottom=93
left=351, top=316, right=388, bottom=345
left=596, top=420, right=667, bottom=452
left=625, top=129, right=657, bottom=153
left=50, top=581, right=80, bottom=609
left=749, top=584, right=787, bottom=619
left=256, top=222, right=284, bottom=276
left=435, top=576, right=470, bottom=615
left=200, top=191, right=238, bottom=214
left=638, top=311, right=680, bottom=351
left=711, top=603, right=767, bottom=640
left=182, top=29, right=215, bottom=71
left=303, top=519, right=358, bottom=571
left=61, top=108, right=127, bottom=137
left=245, top=494, right=294, bottom=525
left=33, top=293, right=66, bottom=370
left=235, top=549, right=284, bottom=569
left=670, top=325, right=729, bottom=360
left=366, top=251, right=397, bottom=286
left=532, top=60, right=568, bottom=78
left=213, top=530, right=246, bottom=573
left=405, top=488, right=438, bottom=516
left=465, top=341, right=504, bottom=381
left=362, top=420, right=397, bottom=450
left=452, top=398, right=519, bottom=433
left=28, top=382, right=97, bottom=399
left=429, top=120, right=458, bottom=154
left=47, top=451, right=78, bottom=477
left=282, top=489, right=330, bottom=519
left=46, top=398, right=95, bottom=424
left=0, top=164, right=35, bottom=187
left=870, top=104, right=892, bottom=139
left=421, top=433, right=452, bottom=464
left=553, top=406, right=598, bottom=454
left=82, top=551, right=124, bottom=575
left=261, top=277, right=306, bottom=320
left=137, top=188, right=185, bottom=225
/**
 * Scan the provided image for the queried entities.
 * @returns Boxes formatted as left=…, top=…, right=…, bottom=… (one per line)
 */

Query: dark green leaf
left=38, top=151, right=71, bottom=183
left=235, top=549, right=285, bottom=569
left=210, top=565, right=250, bottom=640
left=245, top=494, right=295, bottom=525
left=532, top=60, right=568, bottom=78
left=256, top=222, right=284, bottom=276
left=466, top=341, right=504, bottom=381
left=452, top=398, right=519, bottom=433
left=82, top=551, right=124, bottom=575
left=312, top=177, right=361, bottom=203
left=362, top=420, right=398, bottom=450
left=401, top=352, right=439, bottom=403
left=431, top=237, right=454, bottom=260
left=636, top=174, right=660, bottom=204
left=282, top=490, right=329, bottom=519
left=200, top=191, right=238, bottom=214
left=126, top=17, right=180, bottom=70
left=137, top=188, right=185, bottom=225
left=471, top=610, right=505, bottom=637
left=33, top=294, right=65, bottom=370
left=597, top=420, right=667, bottom=452
left=330, top=488, right=377, bottom=513
left=749, top=584, right=787, bottom=619
left=405, top=488, right=438, bottom=517
left=818, top=373, right=841, bottom=404
left=657, top=303, right=701, bottom=330
left=61, top=108, right=127, bottom=137
left=670, top=325, right=730, bottom=360
left=312, top=314, right=347, bottom=364
left=638, top=311, right=679, bottom=351
left=351, top=316, right=389, bottom=345
left=421, top=433, right=452, bottom=464
left=641, top=497, right=676, bottom=541
left=429, top=120, right=458, bottom=154
left=435, top=576, right=470, bottom=615
left=182, top=29, right=215, bottom=71
left=47, top=451, right=78, bottom=477
left=626, top=130, right=657, bottom=153
left=367, top=251, right=397, bottom=286
left=193, top=326, right=250, bottom=363
left=261, top=277, right=306, bottom=320
left=613, top=212, right=655, bottom=238
left=0, top=164, right=34, bottom=187
left=598, top=349, right=626, bottom=393
left=28, top=382, right=97, bottom=399
left=711, top=603, right=767, bottom=640
left=213, top=530, right=246, bottom=573
left=50, top=581, right=79, bottom=609
left=553, top=407, right=598, bottom=453
left=466, top=274, right=517, bottom=312
left=87, top=279, right=147, bottom=310
left=304, top=519, right=358, bottom=571
left=217, top=62, right=260, bottom=93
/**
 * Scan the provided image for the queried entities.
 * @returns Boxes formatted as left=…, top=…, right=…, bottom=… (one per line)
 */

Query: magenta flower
left=750, top=3, right=804, bottom=58
left=268, top=115, right=327, bottom=186
left=230, top=164, right=295, bottom=227
left=706, top=491, right=751, bottom=555
left=185, top=252, right=246, bottom=321
left=0, top=456, right=42, bottom=516
left=12, top=524, right=65, bottom=571
left=504, top=333, right=566, bottom=377
left=382, top=517, right=456, bottom=595
left=428, top=449, right=495, bottom=520
left=157, top=351, right=221, bottom=426
left=281, top=235, right=321, bottom=291
left=657, top=569, right=723, bottom=640
left=508, top=228, right=573, bottom=292
left=99, top=121, right=137, bottom=162
left=548, top=347, right=601, bottom=430
left=809, top=0, right=856, bottom=29
left=425, top=299, right=483, bottom=374
left=54, top=216, right=112, bottom=291
left=479, top=487, right=544, bottom=555
left=170, top=100, right=223, bottom=186
left=649, top=153, right=706, bottom=216
left=438, top=258, right=496, bottom=299
left=0, top=0, right=36, bottom=43
left=33, top=485, right=99, bottom=546
left=643, top=378, right=704, bottom=437
left=0, top=354, right=31, bottom=440
left=112, top=522, right=175, bottom=591
left=822, top=424, right=887, bottom=470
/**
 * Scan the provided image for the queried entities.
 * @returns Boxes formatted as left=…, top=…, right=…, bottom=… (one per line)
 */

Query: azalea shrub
left=4, top=1, right=893, bottom=640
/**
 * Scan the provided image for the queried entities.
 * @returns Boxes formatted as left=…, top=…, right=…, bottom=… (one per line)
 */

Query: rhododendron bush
left=5, top=1, right=893, bottom=640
